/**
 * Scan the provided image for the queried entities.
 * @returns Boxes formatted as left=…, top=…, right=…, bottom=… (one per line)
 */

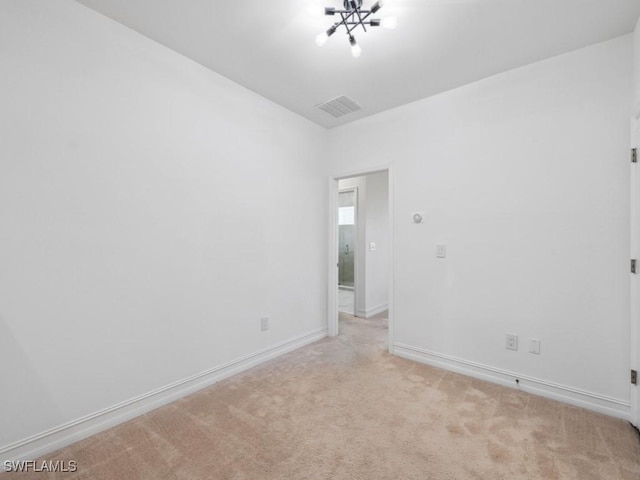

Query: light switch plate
left=436, top=244, right=446, bottom=258
left=529, top=339, right=541, bottom=354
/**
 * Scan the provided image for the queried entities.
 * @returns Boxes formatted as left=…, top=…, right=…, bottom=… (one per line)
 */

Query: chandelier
left=315, top=0, right=397, bottom=57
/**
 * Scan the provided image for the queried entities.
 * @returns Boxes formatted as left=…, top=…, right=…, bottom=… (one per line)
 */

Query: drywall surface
left=364, top=172, right=389, bottom=316
left=0, top=0, right=327, bottom=451
left=635, top=17, right=640, bottom=116
left=329, top=35, right=633, bottom=414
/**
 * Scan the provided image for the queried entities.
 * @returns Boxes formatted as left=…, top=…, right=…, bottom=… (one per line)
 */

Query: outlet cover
left=506, top=334, right=518, bottom=351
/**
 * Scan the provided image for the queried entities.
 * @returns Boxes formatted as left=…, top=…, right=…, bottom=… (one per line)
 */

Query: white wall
left=339, top=173, right=389, bottom=317
left=0, top=0, right=327, bottom=456
left=634, top=17, right=640, bottom=116
left=364, top=172, right=389, bottom=316
left=329, top=35, right=633, bottom=417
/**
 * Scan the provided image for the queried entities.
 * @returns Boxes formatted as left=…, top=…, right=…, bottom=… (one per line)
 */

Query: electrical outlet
left=529, top=338, right=541, bottom=354
left=261, top=316, right=269, bottom=331
left=506, top=334, right=518, bottom=351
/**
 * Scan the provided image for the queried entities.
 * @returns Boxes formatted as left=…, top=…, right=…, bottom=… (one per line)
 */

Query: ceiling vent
left=316, top=95, right=362, bottom=118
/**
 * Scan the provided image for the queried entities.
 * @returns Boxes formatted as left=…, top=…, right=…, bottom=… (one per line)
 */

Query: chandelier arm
left=345, top=11, right=362, bottom=35
left=333, top=9, right=369, bottom=13
left=337, top=11, right=350, bottom=32
left=359, top=10, right=373, bottom=21
left=353, top=6, right=367, bottom=33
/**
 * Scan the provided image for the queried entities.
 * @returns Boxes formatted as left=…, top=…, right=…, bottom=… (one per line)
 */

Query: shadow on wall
left=0, top=314, right=63, bottom=448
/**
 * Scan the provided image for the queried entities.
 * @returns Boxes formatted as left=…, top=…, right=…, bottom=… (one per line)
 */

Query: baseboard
left=0, top=328, right=327, bottom=463
left=355, top=304, right=388, bottom=318
left=394, top=342, right=630, bottom=421
left=356, top=303, right=389, bottom=318
left=364, top=303, right=388, bottom=318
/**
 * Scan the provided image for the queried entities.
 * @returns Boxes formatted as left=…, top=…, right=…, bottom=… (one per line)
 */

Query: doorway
left=328, top=168, right=393, bottom=352
left=338, top=188, right=357, bottom=315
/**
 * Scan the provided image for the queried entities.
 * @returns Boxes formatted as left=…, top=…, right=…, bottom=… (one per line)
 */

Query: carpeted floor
left=5, top=312, right=640, bottom=479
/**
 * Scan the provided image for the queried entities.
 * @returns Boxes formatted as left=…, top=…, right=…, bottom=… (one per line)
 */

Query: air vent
left=316, top=95, right=362, bottom=118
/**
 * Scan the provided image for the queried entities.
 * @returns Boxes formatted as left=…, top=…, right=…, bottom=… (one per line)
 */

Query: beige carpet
left=5, top=312, right=640, bottom=479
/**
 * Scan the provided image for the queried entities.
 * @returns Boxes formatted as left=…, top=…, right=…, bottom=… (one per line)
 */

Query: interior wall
left=0, top=0, right=327, bottom=452
left=364, top=172, right=389, bottom=316
left=329, top=35, right=633, bottom=416
left=634, top=17, right=640, bottom=115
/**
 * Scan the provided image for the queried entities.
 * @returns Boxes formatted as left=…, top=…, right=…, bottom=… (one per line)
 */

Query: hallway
left=338, top=288, right=354, bottom=315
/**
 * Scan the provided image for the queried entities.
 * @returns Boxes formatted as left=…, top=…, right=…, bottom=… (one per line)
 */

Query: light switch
left=369, top=242, right=376, bottom=251
left=436, top=244, right=446, bottom=258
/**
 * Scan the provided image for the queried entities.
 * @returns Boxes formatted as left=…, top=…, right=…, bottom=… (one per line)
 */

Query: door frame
left=337, top=187, right=358, bottom=316
left=631, top=112, right=640, bottom=427
left=327, top=166, right=395, bottom=354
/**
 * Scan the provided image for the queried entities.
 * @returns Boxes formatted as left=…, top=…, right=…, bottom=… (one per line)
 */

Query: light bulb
left=350, top=37, right=361, bottom=58
left=316, top=32, right=328, bottom=47
left=381, top=16, right=397, bottom=29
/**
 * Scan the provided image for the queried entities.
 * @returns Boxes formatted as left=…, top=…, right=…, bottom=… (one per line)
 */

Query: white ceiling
left=74, top=0, right=640, bottom=128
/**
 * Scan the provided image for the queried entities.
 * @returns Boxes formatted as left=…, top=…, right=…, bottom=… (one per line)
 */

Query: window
left=339, top=206, right=355, bottom=225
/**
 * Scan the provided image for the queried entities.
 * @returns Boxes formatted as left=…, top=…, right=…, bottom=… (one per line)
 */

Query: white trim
left=394, top=342, right=630, bottom=420
left=631, top=116, right=640, bottom=427
left=333, top=166, right=391, bottom=182
left=387, top=167, right=395, bottom=354
left=0, top=328, right=327, bottom=463
left=327, top=178, right=339, bottom=337
left=358, top=303, right=389, bottom=318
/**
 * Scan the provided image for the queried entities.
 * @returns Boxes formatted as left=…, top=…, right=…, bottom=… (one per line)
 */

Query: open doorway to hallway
left=335, top=171, right=390, bottom=335
left=338, top=188, right=357, bottom=315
